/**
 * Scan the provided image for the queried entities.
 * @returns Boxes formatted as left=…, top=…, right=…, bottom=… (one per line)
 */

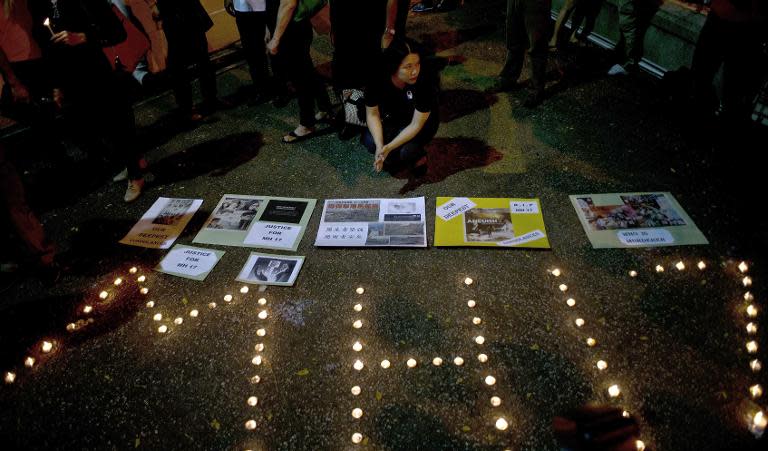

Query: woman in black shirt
left=363, top=39, right=438, bottom=174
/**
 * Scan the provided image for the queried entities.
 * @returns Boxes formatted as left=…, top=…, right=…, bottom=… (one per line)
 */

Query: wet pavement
left=1, top=2, right=767, bottom=450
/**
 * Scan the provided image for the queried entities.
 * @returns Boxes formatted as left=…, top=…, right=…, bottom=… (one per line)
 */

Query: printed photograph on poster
left=259, top=199, right=309, bottom=224
left=205, top=197, right=262, bottom=231
left=120, top=197, right=203, bottom=249
left=569, top=192, right=708, bottom=248
left=314, top=198, right=427, bottom=247
left=463, top=208, right=515, bottom=243
left=155, top=245, right=224, bottom=281
left=236, top=253, right=304, bottom=286
left=323, top=200, right=381, bottom=223
left=434, top=197, right=549, bottom=248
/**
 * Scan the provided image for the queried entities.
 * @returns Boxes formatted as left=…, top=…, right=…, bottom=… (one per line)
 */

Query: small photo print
left=259, top=200, right=308, bottom=224
left=365, top=223, right=389, bottom=245
left=324, top=200, right=381, bottom=223
left=387, top=201, right=418, bottom=215
left=389, top=236, right=425, bottom=246
left=464, top=208, right=515, bottom=242
left=206, top=197, right=262, bottom=231
left=153, top=199, right=195, bottom=226
left=577, top=194, right=687, bottom=231
left=384, top=222, right=424, bottom=236
left=237, top=253, right=304, bottom=286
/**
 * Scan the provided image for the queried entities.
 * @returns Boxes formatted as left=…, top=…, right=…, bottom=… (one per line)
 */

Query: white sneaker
left=124, top=179, right=144, bottom=203
left=113, top=168, right=128, bottom=182
left=607, top=63, right=628, bottom=76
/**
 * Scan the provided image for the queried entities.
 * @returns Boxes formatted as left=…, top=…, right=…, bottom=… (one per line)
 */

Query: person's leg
left=617, top=0, right=638, bottom=65
left=524, top=0, right=551, bottom=105
left=720, top=21, right=764, bottom=123
left=550, top=0, right=577, bottom=48
left=691, top=12, right=727, bottom=114
left=578, top=0, right=603, bottom=39
left=165, top=30, right=195, bottom=114
left=499, top=0, right=527, bottom=84
left=192, top=29, right=218, bottom=108
left=236, top=11, right=269, bottom=88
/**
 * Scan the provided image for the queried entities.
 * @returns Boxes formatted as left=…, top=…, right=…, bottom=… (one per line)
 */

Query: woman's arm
left=382, top=109, right=430, bottom=156
left=267, top=0, right=298, bottom=55
left=365, top=105, right=386, bottom=150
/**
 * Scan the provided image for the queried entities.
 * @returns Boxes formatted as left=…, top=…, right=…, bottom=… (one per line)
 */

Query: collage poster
left=193, top=195, right=316, bottom=251
left=236, top=252, right=305, bottom=287
left=434, top=197, right=550, bottom=248
left=314, top=197, right=427, bottom=247
left=569, top=192, right=708, bottom=248
left=120, top=197, right=203, bottom=249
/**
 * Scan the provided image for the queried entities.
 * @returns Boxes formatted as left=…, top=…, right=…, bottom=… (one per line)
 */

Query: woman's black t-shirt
left=365, top=74, right=437, bottom=129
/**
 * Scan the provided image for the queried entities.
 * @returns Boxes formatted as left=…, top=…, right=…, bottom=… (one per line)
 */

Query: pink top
left=0, top=0, right=42, bottom=62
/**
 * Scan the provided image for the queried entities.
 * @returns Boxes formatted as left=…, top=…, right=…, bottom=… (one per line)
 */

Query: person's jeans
left=166, top=26, right=217, bottom=111
left=361, top=120, right=437, bottom=171
left=501, top=0, right=551, bottom=94
left=235, top=11, right=269, bottom=88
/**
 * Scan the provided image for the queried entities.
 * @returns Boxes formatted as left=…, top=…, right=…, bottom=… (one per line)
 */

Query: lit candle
left=258, top=310, right=268, bottom=320
left=351, top=433, right=363, bottom=444
left=44, top=18, right=54, bottom=35
left=745, top=292, right=754, bottom=301
left=190, top=309, right=199, bottom=317
left=750, top=384, right=763, bottom=399
left=697, top=261, right=706, bottom=270
left=575, top=318, right=585, bottom=327
left=66, top=323, right=76, bottom=332
left=140, top=287, right=149, bottom=295
left=608, top=384, right=620, bottom=397
left=353, top=320, right=363, bottom=329
left=743, top=276, right=752, bottom=287
left=750, top=411, right=766, bottom=437
left=208, top=302, right=217, bottom=309
left=153, top=313, right=162, bottom=321
left=635, top=440, right=646, bottom=451
left=467, top=300, right=476, bottom=308
left=99, top=291, right=109, bottom=300
left=174, top=317, right=183, bottom=325
left=586, top=337, right=597, bottom=347
left=747, top=305, right=758, bottom=317
left=478, top=354, right=488, bottom=363
left=407, top=358, right=417, bottom=368
left=453, top=357, right=464, bottom=366
left=353, top=360, right=364, bottom=371
left=137, top=275, right=146, bottom=283
left=352, top=408, right=363, bottom=419
left=551, top=268, right=561, bottom=277
left=490, top=396, right=501, bottom=407
left=475, top=336, right=485, bottom=345
left=566, top=298, right=576, bottom=307
left=41, top=341, right=53, bottom=353
left=146, top=301, right=155, bottom=308
left=352, top=341, right=362, bottom=352
left=622, top=410, right=630, bottom=418
left=4, top=372, right=15, bottom=384
left=241, top=286, right=250, bottom=294
left=751, top=359, right=762, bottom=372
left=629, top=270, right=638, bottom=277
left=433, top=357, right=443, bottom=366
left=351, top=385, right=361, bottom=395
left=380, top=359, right=391, bottom=369
left=485, top=375, right=496, bottom=386
left=353, top=303, right=363, bottom=312
left=257, top=328, right=266, bottom=337
left=254, top=343, right=264, bottom=352
left=158, top=325, right=168, bottom=334
left=247, top=396, right=258, bottom=406
left=739, top=261, right=749, bottom=273
left=464, top=277, right=474, bottom=286
left=224, top=294, right=233, bottom=302
left=252, top=355, right=262, bottom=365
left=596, top=360, right=607, bottom=370
left=114, top=278, right=123, bottom=286
left=559, top=284, right=568, bottom=292
left=250, top=375, right=261, bottom=384
left=245, top=420, right=256, bottom=430
left=356, top=287, right=365, bottom=294
left=675, top=261, right=685, bottom=271
left=495, top=417, right=508, bottom=431
left=655, top=265, right=664, bottom=273
left=258, top=297, right=267, bottom=305
left=747, top=323, right=758, bottom=334
left=83, top=305, right=93, bottom=314
left=472, top=317, right=482, bottom=325
left=747, top=341, right=758, bottom=353
left=24, top=357, right=35, bottom=367
left=129, top=267, right=138, bottom=274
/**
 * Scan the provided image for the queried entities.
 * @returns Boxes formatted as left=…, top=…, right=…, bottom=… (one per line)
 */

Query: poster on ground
left=434, top=197, right=550, bottom=248
left=193, top=195, right=316, bottom=251
left=314, top=197, right=427, bottom=247
left=155, top=244, right=224, bottom=281
left=120, top=197, right=203, bottom=249
left=236, top=252, right=305, bottom=286
left=569, top=192, right=708, bottom=248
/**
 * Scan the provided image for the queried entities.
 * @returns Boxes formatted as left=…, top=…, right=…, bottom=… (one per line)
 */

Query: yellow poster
left=434, top=197, right=550, bottom=248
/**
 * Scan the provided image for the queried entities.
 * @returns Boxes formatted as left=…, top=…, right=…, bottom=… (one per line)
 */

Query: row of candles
left=4, top=266, right=149, bottom=386
left=350, top=286, right=366, bottom=444
left=245, top=288, right=268, bottom=434
left=549, top=267, right=646, bottom=451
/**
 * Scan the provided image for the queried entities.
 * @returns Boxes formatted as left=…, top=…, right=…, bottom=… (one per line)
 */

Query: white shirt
left=234, top=0, right=266, bottom=12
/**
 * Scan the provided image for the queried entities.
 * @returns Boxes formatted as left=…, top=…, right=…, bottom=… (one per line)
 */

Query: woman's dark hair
left=381, top=38, right=422, bottom=76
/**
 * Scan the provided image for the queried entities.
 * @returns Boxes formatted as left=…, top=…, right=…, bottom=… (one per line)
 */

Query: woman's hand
left=267, top=37, right=279, bottom=55
left=374, top=145, right=389, bottom=172
left=51, top=31, right=87, bottom=46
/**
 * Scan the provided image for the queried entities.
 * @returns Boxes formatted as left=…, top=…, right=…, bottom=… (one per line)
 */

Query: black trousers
left=166, top=25, right=217, bottom=111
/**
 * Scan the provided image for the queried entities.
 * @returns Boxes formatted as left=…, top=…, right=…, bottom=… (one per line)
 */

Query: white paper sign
left=244, top=222, right=301, bottom=249
left=498, top=230, right=546, bottom=246
left=316, top=223, right=368, bottom=246
left=510, top=201, right=539, bottom=214
left=120, top=198, right=203, bottom=249
left=617, top=229, right=675, bottom=246
left=158, top=246, right=221, bottom=280
left=438, top=197, right=477, bottom=221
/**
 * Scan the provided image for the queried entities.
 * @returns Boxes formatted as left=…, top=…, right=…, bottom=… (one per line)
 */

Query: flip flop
left=282, top=130, right=316, bottom=144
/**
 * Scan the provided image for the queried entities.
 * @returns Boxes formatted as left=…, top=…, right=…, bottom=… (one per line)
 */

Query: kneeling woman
left=363, top=40, right=438, bottom=174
